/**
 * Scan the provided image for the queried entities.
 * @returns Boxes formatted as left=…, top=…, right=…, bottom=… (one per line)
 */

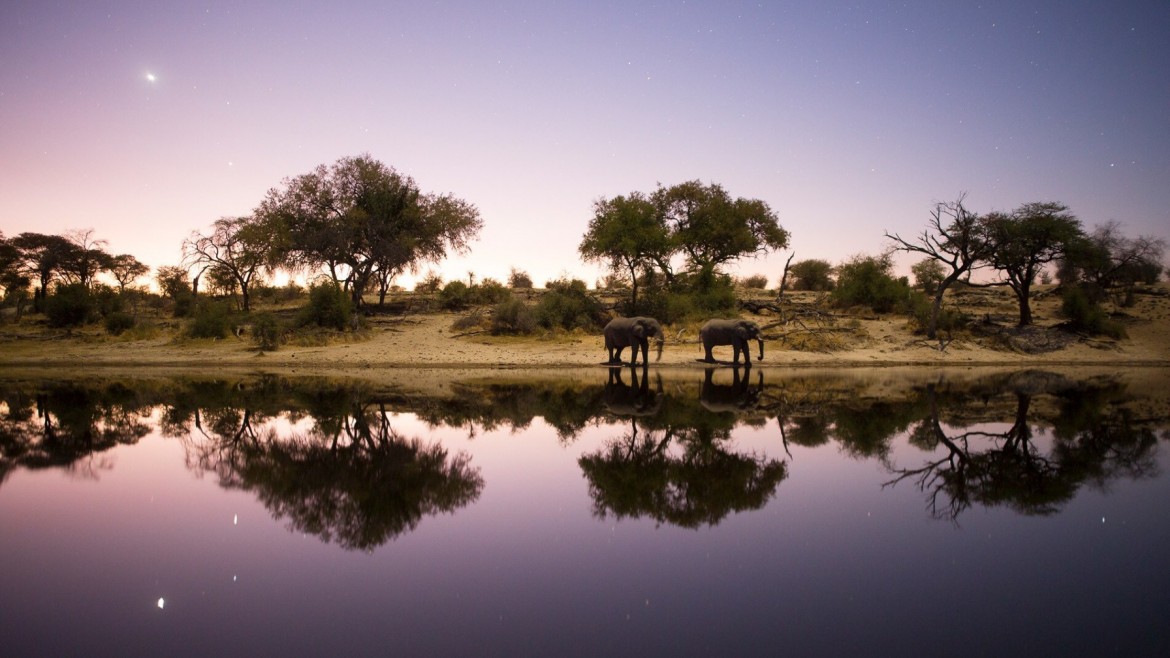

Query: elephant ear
left=632, top=324, right=645, bottom=338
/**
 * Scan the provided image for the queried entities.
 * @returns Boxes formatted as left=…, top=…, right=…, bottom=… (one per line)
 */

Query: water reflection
left=887, top=371, right=1161, bottom=520
left=2, top=368, right=1166, bottom=546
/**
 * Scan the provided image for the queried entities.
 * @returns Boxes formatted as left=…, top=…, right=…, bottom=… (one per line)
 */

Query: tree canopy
left=982, top=202, right=1083, bottom=326
left=579, top=180, right=789, bottom=310
left=255, top=154, right=482, bottom=305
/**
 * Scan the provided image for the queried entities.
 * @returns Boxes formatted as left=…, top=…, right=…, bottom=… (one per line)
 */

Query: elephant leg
left=613, top=346, right=625, bottom=364
left=703, top=342, right=716, bottom=363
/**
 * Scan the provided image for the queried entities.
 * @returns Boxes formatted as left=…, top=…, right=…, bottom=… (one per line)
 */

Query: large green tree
left=982, top=202, right=1083, bottom=326
left=256, top=154, right=482, bottom=306
left=654, top=180, right=789, bottom=274
left=578, top=192, right=672, bottom=310
left=580, top=180, right=789, bottom=310
left=10, top=232, right=76, bottom=311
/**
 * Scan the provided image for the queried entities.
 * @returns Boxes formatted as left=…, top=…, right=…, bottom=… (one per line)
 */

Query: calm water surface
left=2, top=368, right=1169, bottom=657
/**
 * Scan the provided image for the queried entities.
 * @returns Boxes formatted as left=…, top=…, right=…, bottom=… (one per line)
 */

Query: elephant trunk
left=756, top=338, right=764, bottom=361
left=654, top=336, right=665, bottom=362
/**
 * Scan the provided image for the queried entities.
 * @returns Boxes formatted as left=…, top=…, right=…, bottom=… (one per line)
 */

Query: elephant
left=699, top=319, right=764, bottom=365
left=602, top=316, right=665, bottom=365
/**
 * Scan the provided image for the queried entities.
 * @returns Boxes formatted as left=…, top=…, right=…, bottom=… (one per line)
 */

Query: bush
left=831, top=255, right=911, bottom=313
left=188, top=300, right=233, bottom=338
left=415, top=271, right=443, bottom=294
left=439, top=281, right=471, bottom=310
left=740, top=274, right=769, bottom=289
left=908, top=291, right=967, bottom=335
left=491, top=297, right=537, bottom=334
left=911, top=259, right=946, bottom=294
left=471, top=278, right=510, bottom=305
left=536, top=278, right=605, bottom=330
left=45, top=283, right=95, bottom=328
left=508, top=268, right=533, bottom=289
left=1061, top=285, right=1126, bottom=339
left=104, top=311, right=136, bottom=335
left=252, top=313, right=283, bottom=350
left=788, top=259, right=835, bottom=291
left=299, top=283, right=352, bottom=330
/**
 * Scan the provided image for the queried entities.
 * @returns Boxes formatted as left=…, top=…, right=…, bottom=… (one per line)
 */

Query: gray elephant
left=602, top=316, right=665, bottom=365
left=699, top=319, right=764, bottom=365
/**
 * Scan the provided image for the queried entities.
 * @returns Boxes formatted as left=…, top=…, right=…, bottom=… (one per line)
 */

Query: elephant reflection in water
left=580, top=367, right=787, bottom=529
left=699, top=367, right=763, bottom=414
left=603, top=365, right=664, bottom=419
left=885, top=375, right=1160, bottom=521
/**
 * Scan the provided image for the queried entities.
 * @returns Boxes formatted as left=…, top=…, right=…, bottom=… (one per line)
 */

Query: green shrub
left=740, top=274, right=769, bottom=289
left=1061, top=285, right=1126, bottom=339
left=471, top=278, right=510, bottom=305
left=536, top=278, right=605, bottom=330
left=188, top=300, right=233, bottom=338
left=491, top=296, right=537, bottom=334
left=45, top=283, right=95, bottom=328
left=788, top=259, right=835, bottom=291
left=439, top=281, right=471, bottom=310
left=299, top=283, right=352, bottom=330
left=832, top=255, right=911, bottom=313
left=908, top=291, right=967, bottom=334
left=415, top=271, right=443, bottom=294
left=251, top=313, right=283, bottom=350
left=508, top=268, right=533, bottom=289
left=104, top=311, right=136, bottom=335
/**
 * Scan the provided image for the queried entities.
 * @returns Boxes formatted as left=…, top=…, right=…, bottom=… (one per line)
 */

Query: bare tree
left=183, top=216, right=270, bottom=312
left=886, top=194, right=990, bottom=338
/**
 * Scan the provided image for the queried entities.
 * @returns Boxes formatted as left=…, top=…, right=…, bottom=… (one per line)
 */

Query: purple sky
left=2, top=1, right=1168, bottom=288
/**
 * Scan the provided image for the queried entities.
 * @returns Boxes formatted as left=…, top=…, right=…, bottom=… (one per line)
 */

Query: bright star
left=145, top=72, right=157, bottom=83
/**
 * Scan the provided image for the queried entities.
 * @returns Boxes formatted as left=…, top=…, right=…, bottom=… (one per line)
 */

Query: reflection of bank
left=885, top=371, right=1161, bottom=521
left=580, top=366, right=787, bottom=529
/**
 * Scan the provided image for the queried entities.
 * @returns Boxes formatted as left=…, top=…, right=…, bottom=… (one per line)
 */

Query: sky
left=2, top=0, right=1168, bottom=289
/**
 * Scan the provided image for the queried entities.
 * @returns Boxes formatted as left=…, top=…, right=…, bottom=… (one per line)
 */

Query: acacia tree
left=1059, top=221, right=1165, bottom=290
left=256, top=155, right=482, bottom=306
left=885, top=195, right=991, bottom=338
left=579, top=192, right=672, bottom=310
left=108, top=254, right=149, bottom=293
left=183, top=216, right=271, bottom=312
left=982, top=202, right=1084, bottom=327
left=654, top=180, right=789, bottom=275
left=580, top=181, right=789, bottom=310
left=10, top=232, right=75, bottom=311
left=59, top=229, right=112, bottom=288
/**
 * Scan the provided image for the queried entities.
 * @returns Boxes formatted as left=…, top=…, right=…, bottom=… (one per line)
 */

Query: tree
left=579, top=192, right=672, bottom=311
left=183, top=216, right=270, bottom=311
left=1059, top=221, right=1165, bottom=290
left=255, top=154, right=482, bottom=306
left=910, top=259, right=946, bottom=293
left=10, top=232, right=75, bottom=310
left=886, top=195, right=991, bottom=338
left=654, top=180, right=789, bottom=275
left=982, top=202, right=1083, bottom=327
left=59, top=228, right=112, bottom=288
left=787, top=259, right=835, bottom=291
left=580, top=181, right=789, bottom=311
left=108, top=254, right=149, bottom=293
left=0, top=233, right=32, bottom=321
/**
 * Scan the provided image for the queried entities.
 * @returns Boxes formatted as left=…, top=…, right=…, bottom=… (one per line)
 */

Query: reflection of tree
left=185, top=397, right=484, bottom=551
left=886, top=373, right=1161, bottom=521
left=580, top=367, right=787, bottom=529
left=0, top=383, right=151, bottom=482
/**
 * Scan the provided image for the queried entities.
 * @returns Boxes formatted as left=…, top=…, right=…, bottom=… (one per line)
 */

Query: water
left=2, top=367, right=1168, bottom=656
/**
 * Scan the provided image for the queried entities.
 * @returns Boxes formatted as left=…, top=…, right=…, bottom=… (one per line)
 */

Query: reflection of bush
left=579, top=430, right=787, bottom=528
left=226, top=432, right=483, bottom=550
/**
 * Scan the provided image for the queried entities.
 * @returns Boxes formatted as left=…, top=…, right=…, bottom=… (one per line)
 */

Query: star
left=145, top=72, right=157, bottom=83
